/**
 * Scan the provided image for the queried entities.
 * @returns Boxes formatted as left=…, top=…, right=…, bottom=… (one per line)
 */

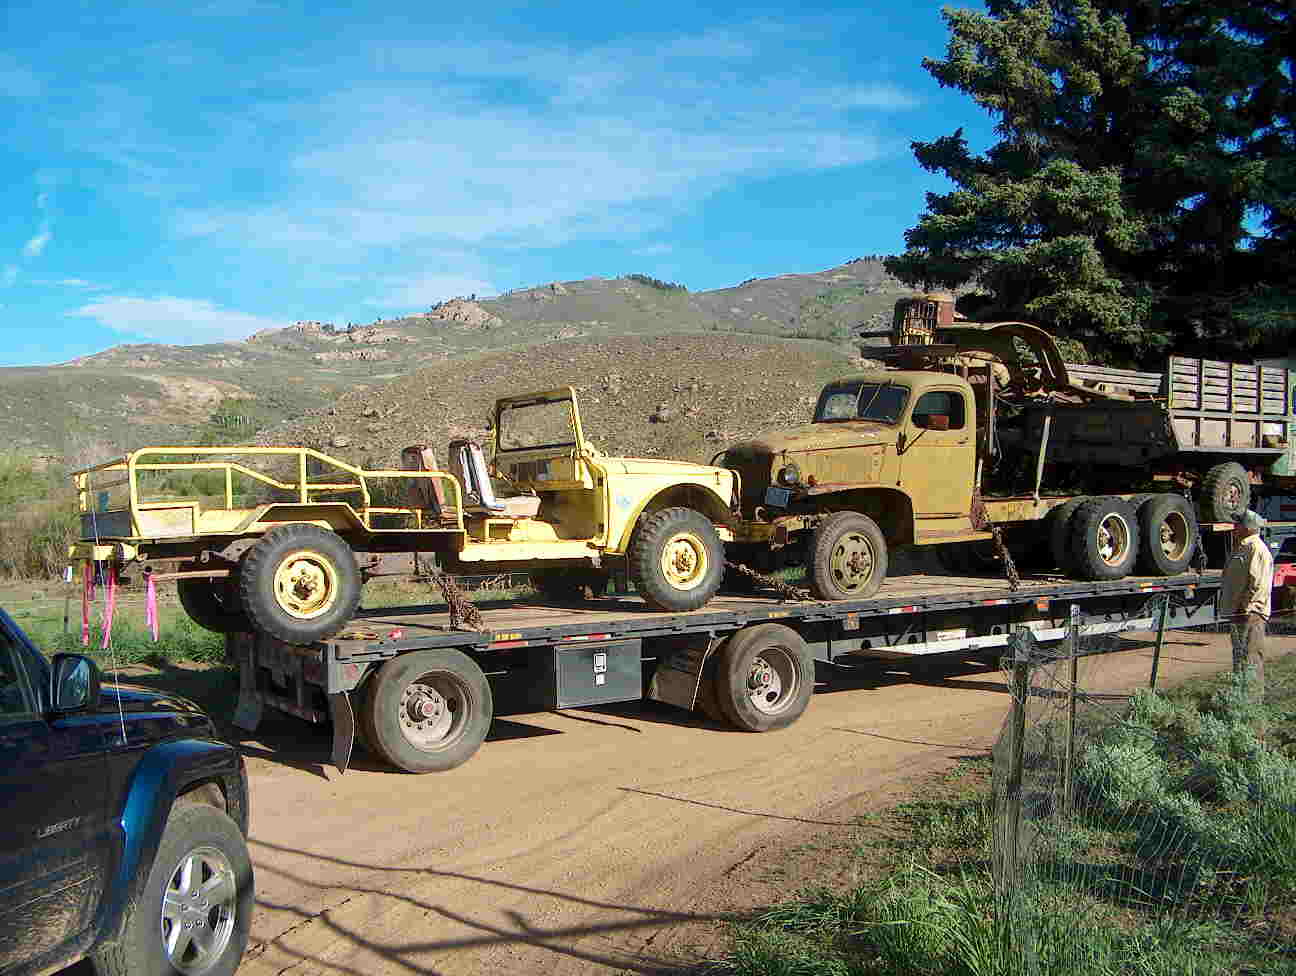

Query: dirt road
left=208, top=631, right=1288, bottom=975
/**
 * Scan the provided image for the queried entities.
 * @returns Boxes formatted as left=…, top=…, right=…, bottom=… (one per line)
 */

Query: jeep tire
left=239, top=523, right=361, bottom=644
left=1199, top=462, right=1251, bottom=524
left=530, top=568, right=610, bottom=601
left=92, top=803, right=252, bottom=976
left=630, top=507, right=725, bottom=611
left=177, top=579, right=249, bottom=635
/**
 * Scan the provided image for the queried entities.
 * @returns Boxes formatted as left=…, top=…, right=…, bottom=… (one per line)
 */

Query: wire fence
left=992, top=595, right=1296, bottom=973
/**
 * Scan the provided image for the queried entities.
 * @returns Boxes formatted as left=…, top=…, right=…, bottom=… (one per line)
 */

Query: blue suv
left=0, top=607, right=252, bottom=976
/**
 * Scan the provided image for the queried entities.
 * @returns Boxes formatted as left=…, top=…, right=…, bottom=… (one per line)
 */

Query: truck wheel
left=177, top=579, right=249, bottom=634
left=808, top=512, right=887, bottom=601
left=363, top=647, right=492, bottom=772
left=713, top=624, right=814, bottom=731
left=238, top=524, right=361, bottom=644
left=1046, top=498, right=1088, bottom=573
left=530, top=568, right=610, bottom=601
left=1199, top=462, right=1251, bottom=523
left=92, top=804, right=252, bottom=976
left=631, top=507, right=725, bottom=611
left=1068, top=497, right=1140, bottom=580
left=1136, top=494, right=1199, bottom=576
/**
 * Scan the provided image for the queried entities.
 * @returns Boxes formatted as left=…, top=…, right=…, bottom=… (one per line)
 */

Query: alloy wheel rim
left=160, top=845, right=238, bottom=975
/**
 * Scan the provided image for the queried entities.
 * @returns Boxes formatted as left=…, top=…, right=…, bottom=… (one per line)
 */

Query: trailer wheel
left=239, top=524, right=361, bottom=644
left=713, top=624, right=814, bottom=732
left=1068, top=497, right=1140, bottom=580
left=1046, top=498, right=1088, bottom=573
left=177, top=578, right=250, bottom=634
left=530, top=568, right=610, bottom=601
left=363, top=648, right=492, bottom=772
left=809, top=512, right=887, bottom=601
left=1135, top=494, right=1199, bottom=576
left=630, top=507, right=725, bottom=611
left=1199, top=462, right=1251, bottom=523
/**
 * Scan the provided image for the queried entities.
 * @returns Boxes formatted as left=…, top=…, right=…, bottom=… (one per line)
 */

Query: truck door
left=901, top=388, right=976, bottom=517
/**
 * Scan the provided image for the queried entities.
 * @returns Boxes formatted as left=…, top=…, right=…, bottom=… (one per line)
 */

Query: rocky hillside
left=4, top=258, right=909, bottom=461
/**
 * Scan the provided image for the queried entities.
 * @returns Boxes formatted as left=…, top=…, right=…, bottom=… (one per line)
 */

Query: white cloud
left=34, top=277, right=104, bottom=289
left=71, top=296, right=286, bottom=344
left=368, top=272, right=498, bottom=309
left=22, top=226, right=51, bottom=257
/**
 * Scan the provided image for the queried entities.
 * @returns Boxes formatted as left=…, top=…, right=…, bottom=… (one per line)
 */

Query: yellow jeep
left=70, top=387, right=737, bottom=643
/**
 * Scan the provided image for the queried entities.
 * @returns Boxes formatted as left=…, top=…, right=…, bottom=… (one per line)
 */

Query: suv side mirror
left=50, top=653, right=102, bottom=712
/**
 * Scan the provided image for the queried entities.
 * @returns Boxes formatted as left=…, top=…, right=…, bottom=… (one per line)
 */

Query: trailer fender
left=647, top=635, right=723, bottom=710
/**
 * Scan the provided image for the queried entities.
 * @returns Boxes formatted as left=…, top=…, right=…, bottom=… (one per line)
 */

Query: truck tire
left=177, top=578, right=249, bottom=634
left=92, top=804, right=253, bottom=976
left=1136, top=493, right=1199, bottom=576
left=713, top=624, right=814, bottom=732
left=808, top=512, right=887, bottom=601
left=1199, top=462, right=1251, bottom=523
left=363, top=647, right=492, bottom=772
left=1046, top=498, right=1088, bottom=573
left=238, top=523, right=362, bottom=644
left=530, top=568, right=610, bottom=601
left=1069, top=497, right=1140, bottom=580
left=630, top=507, right=725, bottom=611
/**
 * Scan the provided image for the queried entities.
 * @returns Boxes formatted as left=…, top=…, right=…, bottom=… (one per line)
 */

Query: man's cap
left=1232, top=509, right=1266, bottom=532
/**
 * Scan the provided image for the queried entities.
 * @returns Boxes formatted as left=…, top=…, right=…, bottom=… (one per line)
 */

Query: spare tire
left=1199, top=462, right=1250, bottom=524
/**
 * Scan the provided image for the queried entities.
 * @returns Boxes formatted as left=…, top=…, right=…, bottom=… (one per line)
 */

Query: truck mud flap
left=648, top=636, right=721, bottom=710
left=230, top=632, right=262, bottom=732
left=329, top=692, right=355, bottom=774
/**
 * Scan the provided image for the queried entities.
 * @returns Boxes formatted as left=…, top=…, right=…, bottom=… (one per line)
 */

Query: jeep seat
left=399, top=445, right=447, bottom=517
left=447, top=440, right=541, bottom=519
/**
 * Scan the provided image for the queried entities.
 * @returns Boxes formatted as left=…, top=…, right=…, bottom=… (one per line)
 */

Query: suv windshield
left=497, top=398, right=578, bottom=451
left=814, top=382, right=910, bottom=424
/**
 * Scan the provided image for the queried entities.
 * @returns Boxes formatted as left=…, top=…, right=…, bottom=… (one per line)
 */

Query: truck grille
left=722, top=449, right=773, bottom=514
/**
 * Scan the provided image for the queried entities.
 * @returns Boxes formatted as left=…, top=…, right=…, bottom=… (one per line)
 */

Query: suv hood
left=100, top=683, right=208, bottom=717
left=93, top=682, right=217, bottom=745
left=728, top=421, right=894, bottom=456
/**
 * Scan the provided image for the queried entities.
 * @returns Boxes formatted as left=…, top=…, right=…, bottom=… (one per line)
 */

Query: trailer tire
left=631, top=507, right=725, bottom=611
left=239, top=524, right=361, bottom=644
left=1199, top=462, right=1251, bottom=523
left=809, top=512, right=887, bottom=601
left=177, top=578, right=250, bottom=634
left=1047, top=498, right=1088, bottom=573
left=530, top=568, right=610, bottom=601
left=1135, top=494, right=1198, bottom=576
left=713, top=624, right=814, bottom=732
left=1069, top=497, right=1140, bottom=580
left=363, top=648, right=492, bottom=773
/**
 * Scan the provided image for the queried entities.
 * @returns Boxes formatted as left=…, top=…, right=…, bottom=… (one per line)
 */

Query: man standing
left=1219, top=509, right=1274, bottom=700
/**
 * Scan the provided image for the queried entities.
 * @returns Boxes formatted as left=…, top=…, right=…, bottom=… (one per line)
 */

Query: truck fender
left=613, top=482, right=734, bottom=554
left=98, top=738, right=246, bottom=943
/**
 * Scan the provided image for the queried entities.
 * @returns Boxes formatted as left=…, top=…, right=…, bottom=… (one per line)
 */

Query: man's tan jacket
left=1219, top=532, right=1274, bottom=620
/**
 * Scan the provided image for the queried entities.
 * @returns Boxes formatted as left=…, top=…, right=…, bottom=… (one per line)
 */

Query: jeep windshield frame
left=495, top=390, right=583, bottom=453
left=814, top=381, right=910, bottom=425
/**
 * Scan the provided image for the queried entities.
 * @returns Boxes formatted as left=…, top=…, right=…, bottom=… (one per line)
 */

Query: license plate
left=764, top=485, right=792, bottom=508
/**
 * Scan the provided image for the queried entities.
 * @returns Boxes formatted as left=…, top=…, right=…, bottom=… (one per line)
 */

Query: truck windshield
left=497, top=398, right=578, bottom=451
left=814, top=383, right=910, bottom=424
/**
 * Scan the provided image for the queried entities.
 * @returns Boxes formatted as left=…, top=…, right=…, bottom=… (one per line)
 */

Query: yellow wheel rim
left=272, top=549, right=340, bottom=619
left=660, top=531, right=709, bottom=591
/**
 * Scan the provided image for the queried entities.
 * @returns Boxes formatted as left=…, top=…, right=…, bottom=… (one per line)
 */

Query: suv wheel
left=93, top=804, right=252, bottom=976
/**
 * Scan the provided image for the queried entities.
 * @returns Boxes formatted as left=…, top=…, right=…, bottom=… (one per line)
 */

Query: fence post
left=1149, top=594, right=1170, bottom=690
left=998, top=629, right=1031, bottom=903
left=1064, top=603, right=1079, bottom=813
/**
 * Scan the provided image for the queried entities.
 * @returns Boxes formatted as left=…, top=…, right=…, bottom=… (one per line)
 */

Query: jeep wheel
left=238, top=523, right=361, bottom=644
left=177, top=579, right=249, bottom=634
left=808, top=512, right=887, bottom=601
left=92, top=804, right=252, bottom=976
left=712, top=624, right=814, bottom=731
left=530, top=568, right=610, bottom=601
left=364, top=648, right=493, bottom=772
left=1199, top=462, right=1250, bottom=524
left=631, top=507, right=725, bottom=611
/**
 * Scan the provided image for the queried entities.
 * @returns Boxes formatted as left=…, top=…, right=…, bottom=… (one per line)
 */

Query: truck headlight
left=777, top=464, right=801, bottom=487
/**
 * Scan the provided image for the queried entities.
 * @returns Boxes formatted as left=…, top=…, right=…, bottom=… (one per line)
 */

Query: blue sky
left=0, top=1, right=993, bottom=366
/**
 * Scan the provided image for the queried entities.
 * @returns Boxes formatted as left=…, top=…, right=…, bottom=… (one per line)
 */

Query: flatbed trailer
left=226, top=569, right=1222, bottom=774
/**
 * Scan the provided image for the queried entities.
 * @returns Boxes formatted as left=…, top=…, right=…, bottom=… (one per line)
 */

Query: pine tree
left=886, top=0, right=1294, bottom=363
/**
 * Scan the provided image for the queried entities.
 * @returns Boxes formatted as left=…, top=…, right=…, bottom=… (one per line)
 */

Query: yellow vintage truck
left=70, top=388, right=737, bottom=643
left=720, top=294, right=1294, bottom=601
